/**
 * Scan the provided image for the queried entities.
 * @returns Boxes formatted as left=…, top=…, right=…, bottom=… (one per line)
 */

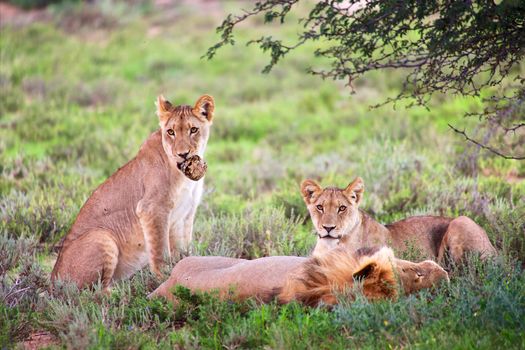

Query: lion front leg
left=169, top=211, right=196, bottom=261
left=137, top=201, right=170, bottom=279
left=168, top=220, right=185, bottom=262
left=181, top=212, right=195, bottom=255
left=170, top=181, right=203, bottom=260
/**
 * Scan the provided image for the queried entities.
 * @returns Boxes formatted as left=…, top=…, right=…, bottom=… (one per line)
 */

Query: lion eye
left=316, top=205, right=323, bottom=212
left=167, top=129, right=175, bottom=136
left=190, top=127, right=199, bottom=134
left=338, top=205, right=347, bottom=212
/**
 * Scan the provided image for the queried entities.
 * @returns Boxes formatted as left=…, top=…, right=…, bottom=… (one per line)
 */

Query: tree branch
left=448, top=124, right=525, bottom=160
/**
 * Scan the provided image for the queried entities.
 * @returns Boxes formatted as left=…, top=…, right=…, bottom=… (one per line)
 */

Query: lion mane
left=278, top=246, right=398, bottom=306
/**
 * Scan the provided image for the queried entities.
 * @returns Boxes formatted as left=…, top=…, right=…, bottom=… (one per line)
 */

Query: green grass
left=1, top=1, right=524, bottom=349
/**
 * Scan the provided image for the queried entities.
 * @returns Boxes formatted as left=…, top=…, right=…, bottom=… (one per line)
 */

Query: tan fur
left=51, top=95, right=215, bottom=289
left=149, top=247, right=449, bottom=307
left=301, top=178, right=497, bottom=263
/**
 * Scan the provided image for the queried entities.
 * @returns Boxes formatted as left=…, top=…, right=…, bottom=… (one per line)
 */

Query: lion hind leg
left=52, top=230, right=119, bottom=290
left=99, top=236, right=119, bottom=291
left=438, top=216, right=497, bottom=264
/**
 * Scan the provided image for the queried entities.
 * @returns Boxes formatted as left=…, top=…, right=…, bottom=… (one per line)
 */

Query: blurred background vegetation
left=1, top=1, right=524, bottom=348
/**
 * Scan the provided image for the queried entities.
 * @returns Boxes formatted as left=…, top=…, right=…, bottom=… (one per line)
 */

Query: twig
left=448, top=124, right=525, bottom=160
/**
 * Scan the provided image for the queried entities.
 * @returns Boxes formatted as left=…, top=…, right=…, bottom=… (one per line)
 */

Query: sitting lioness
left=149, top=246, right=449, bottom=306
left=52, top=95, right=215, bottom=289
left=301, top=177, right=497, bottom=263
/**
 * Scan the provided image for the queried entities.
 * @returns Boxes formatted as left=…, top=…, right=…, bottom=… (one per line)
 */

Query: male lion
left=149, top=246, right=449, bottom=307
left=52, top=95, right=215, bottom=289
left=301, top=177, right=497, bottom=263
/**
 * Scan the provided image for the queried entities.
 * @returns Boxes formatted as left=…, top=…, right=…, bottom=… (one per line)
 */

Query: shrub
left=0, top=234, right=48, bottom=345
left=194, top=206, right=304, bottom=258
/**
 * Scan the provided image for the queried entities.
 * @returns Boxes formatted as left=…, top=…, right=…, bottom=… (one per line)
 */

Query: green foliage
left=332, top=260, right=525, bottom=348
left=209, top=0, right=525, bottom=98
left=194, top=206, right=306, bottom=258
left=208, top=0, right=525, bottom=159
left=0, top=1, right=524, bottom=348
left=0, top=234, right=48, bottom=345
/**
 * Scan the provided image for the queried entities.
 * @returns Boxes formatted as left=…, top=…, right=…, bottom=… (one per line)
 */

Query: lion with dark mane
left=150, top=246, right=448, bottom=306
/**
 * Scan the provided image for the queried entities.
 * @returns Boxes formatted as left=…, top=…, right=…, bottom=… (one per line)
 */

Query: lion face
left=156, top=95, right=214, bottom=168
left=301, top=177, right=364, bottom=247
left=394, top=258, right=449, bottom=294
left=278, top=246, right=449, bottom=307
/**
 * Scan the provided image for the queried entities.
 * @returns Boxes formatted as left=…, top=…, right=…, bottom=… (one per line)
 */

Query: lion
left=149, top=246, right=449, bottom=307
left=51, top=95, right=215, bottom=289
left=301, top=177, right=497, bottom=263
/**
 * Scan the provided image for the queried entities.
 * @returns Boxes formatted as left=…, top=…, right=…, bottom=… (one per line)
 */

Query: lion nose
left=178, top=151, right=189, bottom=159
left=323, top=225, right=336, bottom=233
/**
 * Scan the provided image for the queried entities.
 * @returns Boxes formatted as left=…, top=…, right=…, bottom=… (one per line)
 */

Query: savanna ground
left=1, top=1, right=524, bottom=349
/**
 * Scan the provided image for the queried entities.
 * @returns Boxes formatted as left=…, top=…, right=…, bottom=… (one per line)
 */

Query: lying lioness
left=52, top=95, right=214, bottom=289
left=301, top=177, right=497, bottom=263
left=149, top=247, right=449, bottom=306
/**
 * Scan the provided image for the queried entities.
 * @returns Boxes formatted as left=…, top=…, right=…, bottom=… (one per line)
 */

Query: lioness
left=149, top=246, right=449, bottom=307
left=301, top=177, right=497, bottom=263
left=52, top=95, right=215, bottom=289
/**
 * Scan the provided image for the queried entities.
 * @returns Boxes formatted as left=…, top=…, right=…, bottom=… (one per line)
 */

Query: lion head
left=278, top=246, right=397, bottom=306
left=300, top=177, right=364, bottom=251
left=278, top=246, right=448, bottom=306
left=156, top=95, right=214, bottom=170
left=394, top=258, right=450, bottom=294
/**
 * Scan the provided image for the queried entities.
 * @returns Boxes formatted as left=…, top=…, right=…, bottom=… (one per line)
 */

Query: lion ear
left=301, top=179, right=322, bottom=204
left=193, top=95, right=215, bottom=122
left=156, top=95, right=173, bottom=124
left=352, top=262, right=377, bottom=281
left=344, top=177, right=364, bottom=205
